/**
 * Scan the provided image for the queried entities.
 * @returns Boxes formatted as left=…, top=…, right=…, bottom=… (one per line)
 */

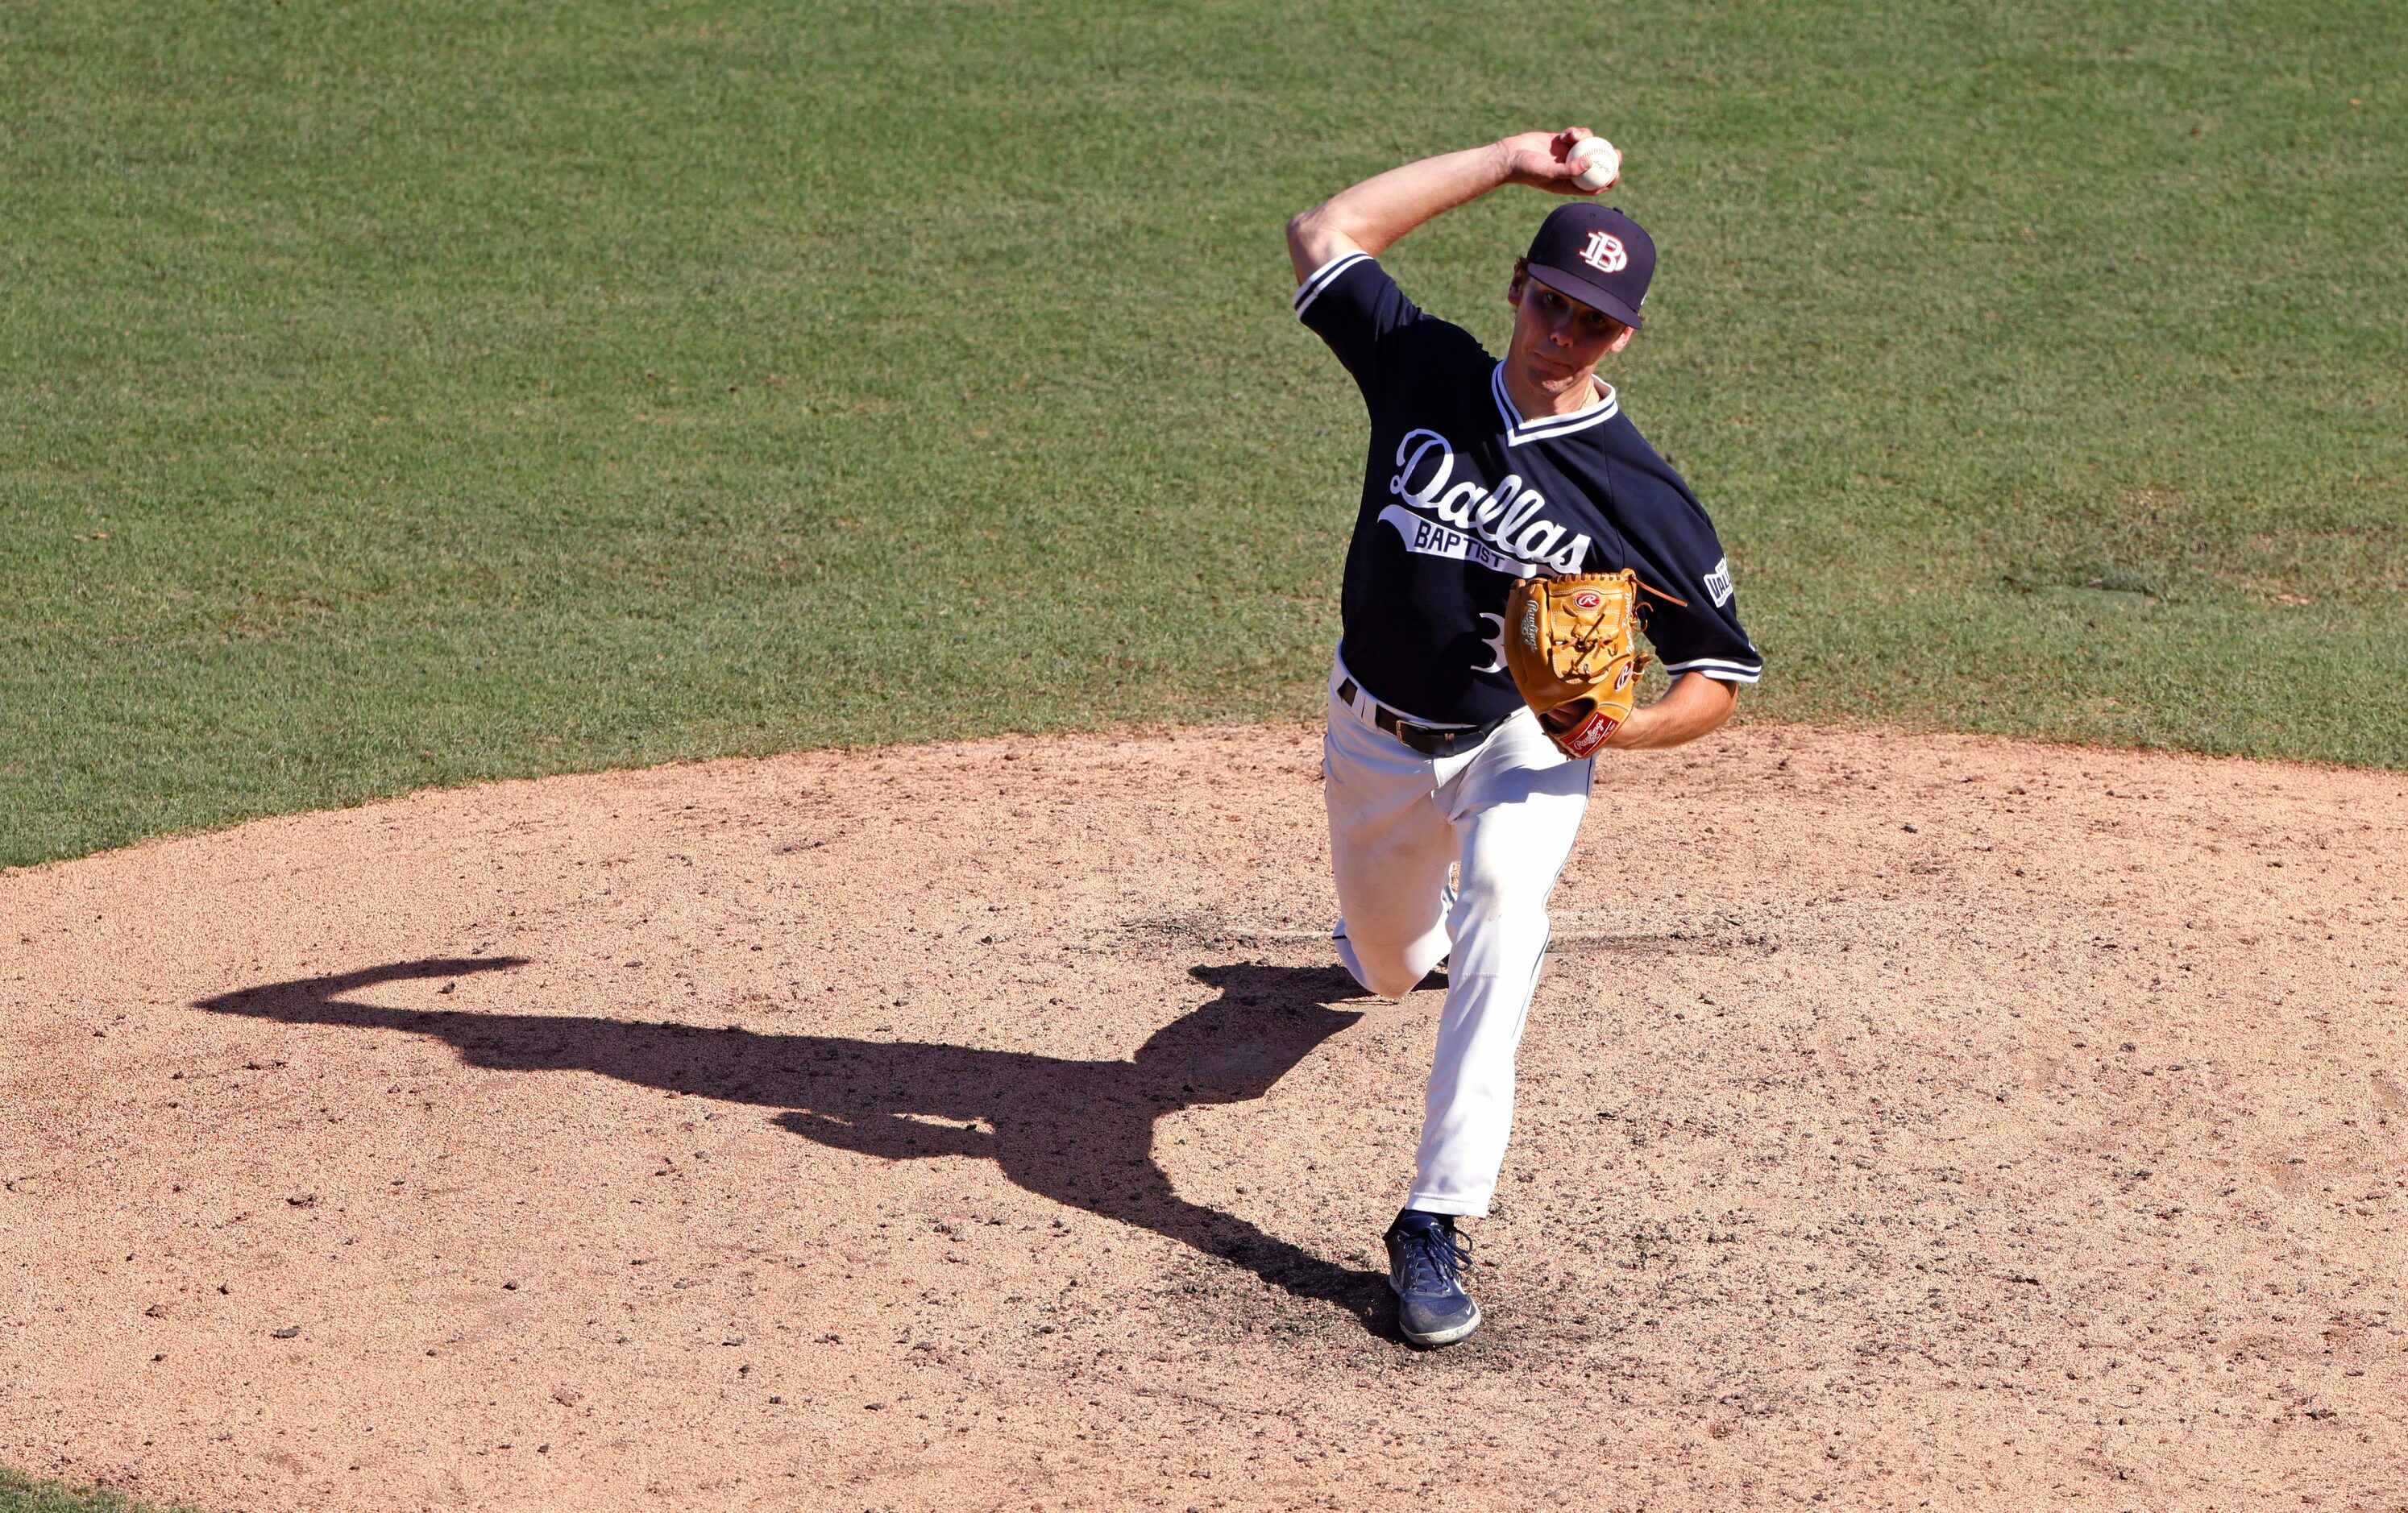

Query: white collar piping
left=1490, top=363, right=1618, bottom=447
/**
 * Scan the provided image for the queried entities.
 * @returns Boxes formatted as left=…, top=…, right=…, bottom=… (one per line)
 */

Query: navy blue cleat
left=1385, top=1209, right=1480, bottom=1346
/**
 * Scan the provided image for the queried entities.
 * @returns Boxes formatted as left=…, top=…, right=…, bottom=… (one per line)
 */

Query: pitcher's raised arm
left=1284, top=129, right=1613, bottom=284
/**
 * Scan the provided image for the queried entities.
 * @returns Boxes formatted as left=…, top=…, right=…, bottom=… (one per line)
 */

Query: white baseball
left=1569, top=136, right=1620, bottom=192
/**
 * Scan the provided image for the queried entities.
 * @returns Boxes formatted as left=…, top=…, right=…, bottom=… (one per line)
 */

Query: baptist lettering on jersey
left=1385, top=428, right=1592, bottom=578
left=1294, top=251, right=1762, bottom=728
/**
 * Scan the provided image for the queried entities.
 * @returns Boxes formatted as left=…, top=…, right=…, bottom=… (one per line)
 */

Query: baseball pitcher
left=1285, top=128, right=1761, bottom=1345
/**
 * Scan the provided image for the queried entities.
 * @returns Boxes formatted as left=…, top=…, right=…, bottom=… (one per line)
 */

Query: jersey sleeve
left=1291, top=252, right=1426, bottom=406
left=1609, top=458, right=1763, bottom=686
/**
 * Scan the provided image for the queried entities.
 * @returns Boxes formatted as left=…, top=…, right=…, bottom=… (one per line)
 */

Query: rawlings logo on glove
left=1502, top=570, right=1646, bottom=758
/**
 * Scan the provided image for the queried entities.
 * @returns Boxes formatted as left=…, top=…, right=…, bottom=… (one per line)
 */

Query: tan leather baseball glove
left=1502, top=570, right=1646, bottom=758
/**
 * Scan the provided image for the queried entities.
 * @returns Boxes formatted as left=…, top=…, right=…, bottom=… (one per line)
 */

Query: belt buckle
left=1348, top=680, right=1470, bottom=756
left=1397, top=719, right=1448, bottom=757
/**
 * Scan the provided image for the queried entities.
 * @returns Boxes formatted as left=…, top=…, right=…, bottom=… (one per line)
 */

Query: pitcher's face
left=1506, top=262, right=1634, bottom=399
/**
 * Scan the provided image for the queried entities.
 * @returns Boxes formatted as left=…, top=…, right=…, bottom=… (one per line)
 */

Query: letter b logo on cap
left=1577, top=231, right=1628, bottom=274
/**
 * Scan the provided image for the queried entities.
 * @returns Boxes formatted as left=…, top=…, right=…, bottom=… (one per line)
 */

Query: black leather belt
left=1338, top=678, right=1505, bottom=758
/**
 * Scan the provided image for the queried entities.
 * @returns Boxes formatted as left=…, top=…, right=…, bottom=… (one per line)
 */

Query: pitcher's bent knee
left=1358, top=952, right=1430, bottom=1002
left=1338, top=931, right=1435, bottom=1001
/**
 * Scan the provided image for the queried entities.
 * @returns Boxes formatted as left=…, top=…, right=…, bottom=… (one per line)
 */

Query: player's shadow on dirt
left=197, top=956, right=1395, bottom=1331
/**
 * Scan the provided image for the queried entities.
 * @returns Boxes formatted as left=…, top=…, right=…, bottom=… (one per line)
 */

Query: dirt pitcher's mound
left=2, top=723, right=2405, bottom=1511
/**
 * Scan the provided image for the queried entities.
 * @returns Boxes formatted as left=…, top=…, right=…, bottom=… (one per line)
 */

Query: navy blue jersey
left=1294, top=251, right=1761, bottom=726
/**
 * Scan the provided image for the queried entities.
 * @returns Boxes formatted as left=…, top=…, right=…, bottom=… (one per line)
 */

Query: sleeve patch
left=1704, top=557, right=1734, bottom=607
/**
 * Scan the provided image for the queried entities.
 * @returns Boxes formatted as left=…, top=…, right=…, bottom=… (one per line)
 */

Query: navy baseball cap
left=1522, top=202, right=1655, bottom=329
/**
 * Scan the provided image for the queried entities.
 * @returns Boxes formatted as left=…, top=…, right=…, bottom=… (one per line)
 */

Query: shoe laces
left=1393, top=1221, right=1471, bottom=1294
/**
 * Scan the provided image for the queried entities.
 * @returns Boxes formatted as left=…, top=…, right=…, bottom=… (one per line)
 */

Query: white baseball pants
left=1322, top=659, right=1592, bottom=1218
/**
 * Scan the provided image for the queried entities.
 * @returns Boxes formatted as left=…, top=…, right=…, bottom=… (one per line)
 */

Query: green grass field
left=0, top=1468, right=195, bottom=1513
left=2, top=0, right=2401, bottom=875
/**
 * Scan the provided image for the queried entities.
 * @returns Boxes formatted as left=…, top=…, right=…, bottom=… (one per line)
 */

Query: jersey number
left=1473, top=612, right=1506, bottom=674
